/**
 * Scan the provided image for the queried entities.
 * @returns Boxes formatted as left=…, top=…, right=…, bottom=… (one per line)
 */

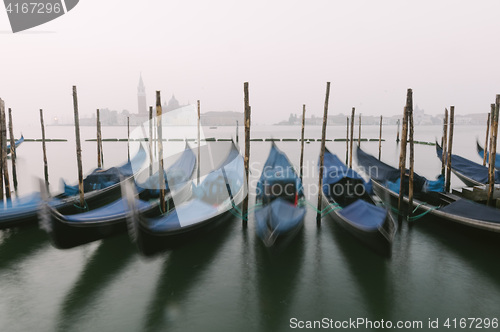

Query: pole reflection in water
left=255, top=228, right=305, bottom=332
left=326, top=220, right=393, bottom=319
left=57, top=234, right=136, bottom=332
left=142, top=218, right=237, bottom=332
left=0, top=226, right=48, bottom=271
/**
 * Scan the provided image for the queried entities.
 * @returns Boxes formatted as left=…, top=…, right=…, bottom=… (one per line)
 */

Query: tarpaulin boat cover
left=356, top=147, right=429, bottom=193
left=437, top=144, right=500, bottom=184
left=439, top=199, right=500, bottom=223
left=338, top=199, right=387, bottom=230
left=256, top=143, right=303, bottom=199
left=321, top=149, right=372, bottom=195
left=64, top=145, right=147, bottom=196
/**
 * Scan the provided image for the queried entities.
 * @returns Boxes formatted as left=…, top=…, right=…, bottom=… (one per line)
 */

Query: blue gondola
left=320, top=148, right=395, bottom=255
left=39, top=144, right=195, bottom=249
left=436, top=143, right=499, bottom=187
left=255, top=143, right=306, bottom=248
left=476, top=141, right=499, bottom=170
left=0, top=145, right=147, bottom=230
left=357, top=147, right=500, bottom=235
left=6, top=135, right=24, bottom=155
left=124, top=141, right=246, bottom=256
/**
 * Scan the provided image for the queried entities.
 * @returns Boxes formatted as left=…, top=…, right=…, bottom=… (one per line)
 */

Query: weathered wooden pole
left=299, top=104, right=306, bottom=180
left=358, top=114, right=362, bottom=147
left=197, top=100, right=201, bottom=185
left=441, top=108, right=448, bottom=177
left=487, top=97, right=499, bottom=206
left=156, top=92, right=166, bottom=213
left=0, top=99, right=10, bottom=200
left=8, top=108, right=17, bottom=194
left=242, top=82, right=251, bottom=227
left=445, top=106, right=455, bottom=193
left=345, top=117, right=349, bottom=165
left=378, top=115, right=383, bottom=160
left=149, top=106, right=153, bottom=176
left=127, top=116, right=130, bottom=162
left=408, top=101, right=415, bottom=220
left=483, top=112, right=491, bottom=166
left=0, top=100, right=3, bottom=200
left=349, top=108, right=355, bottom=168
left=40, top=109, right=49, bottom=193
left=488, top=104, right=494, bottom=170
left=316, top=82, right=331, bottom=225
left=96, top=109, right=102, bottom=168
left=396, top=119, right=400, bottom=143
left=72, top=86, right=85, bottom=207
left=397, top=106, right=409, bottom=223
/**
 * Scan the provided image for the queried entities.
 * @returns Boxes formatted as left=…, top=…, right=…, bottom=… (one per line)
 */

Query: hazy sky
left=1, top=0, right=500, bottom=126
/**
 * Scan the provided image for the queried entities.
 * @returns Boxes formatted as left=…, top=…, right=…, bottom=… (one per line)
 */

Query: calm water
left=1, top=124, right=500, bottom=332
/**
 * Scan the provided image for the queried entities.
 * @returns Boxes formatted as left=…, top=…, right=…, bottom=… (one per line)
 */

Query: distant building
left=137, top=74, right=147, bottom=116
left=201, top=111, right=243, bottom=126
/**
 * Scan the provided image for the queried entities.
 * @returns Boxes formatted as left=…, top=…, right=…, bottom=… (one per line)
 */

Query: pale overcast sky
left=1, top=0, right=499, bottom=125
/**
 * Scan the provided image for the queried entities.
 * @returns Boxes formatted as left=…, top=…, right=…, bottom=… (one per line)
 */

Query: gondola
left=476, top=141, right=499, bottom=170
left=320, top=148, right=395, bottom=255
left=6, top=135, right=24, bottom=155
left=2, top=145, right=147, bottom=230
left=435, top=143, right=499, bottom=187
left=39, top=144, right=195, bottom=249
left=124, top=141, right=246, bottom=256
left=357, top=147, right=500, bottom=235
left=254, top=143, right=306, bottom=248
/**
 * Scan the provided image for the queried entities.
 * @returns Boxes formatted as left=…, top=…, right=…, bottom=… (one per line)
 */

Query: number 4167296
left=444, top=318, right=498, bottom=329
left=6, top=2, right=62, bottom=14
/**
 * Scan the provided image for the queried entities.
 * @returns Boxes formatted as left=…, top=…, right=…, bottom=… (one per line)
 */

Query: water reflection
left=415, top=217, right=500, bottom=288
left=0, top=226, right=48, bottom=271
left=255, top=228, right=305, bottom=332
left=142, top=218, right=237, bottom=332
left=57, top=234, right=136, bottom=331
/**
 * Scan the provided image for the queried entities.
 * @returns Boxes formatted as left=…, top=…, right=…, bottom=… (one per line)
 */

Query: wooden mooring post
left=483, top=112, right=490, bottom=166
left=149, top=106, right=153, bottom=176
left=349, top=108, right=355, bottom=168
left=441, top=108, right=448, bottom=177
left=0, top=100, right=3, bottom=201
left=0, top=99, right=10, bottom=200
left=40, top=109, right=49, bottom=193
left=242, top=82, right=251, bottom=227
left=8, top=108, right=17, bottom=194
left=358, top=114, right=362, bottom=147
left=127, top=116, right=130, bottom=162
left=156, top=92, right=166, bottom=213
left=236, top=120, right=239, bottom=143
left=487, top=96, right=499, bottom=206
left=398, top=106, right=409, bottom=223
left=445, top=106, right=455, bottom=193
left=345, top=117, right=349, bottom=165
left=72, top=86, right=85, bottom=208
left=396, top=119, right=400, bottom=143
left=316, top=82, right=331, bottom=225
left=96, top=109, right=102, bottom=168
left=407, top=91, right=415, bottom=220
left=378, top=115, right=383, bottom=160
left=299, top=104, right=306, bottom=180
